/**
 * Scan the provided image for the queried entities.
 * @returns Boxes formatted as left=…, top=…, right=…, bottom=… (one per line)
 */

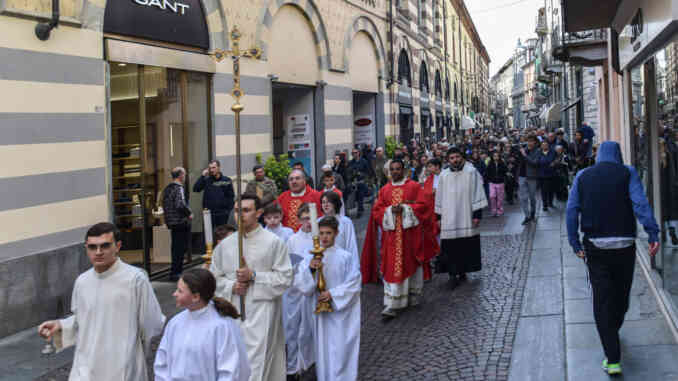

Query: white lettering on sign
left=133, top=0, right=190, bottom=15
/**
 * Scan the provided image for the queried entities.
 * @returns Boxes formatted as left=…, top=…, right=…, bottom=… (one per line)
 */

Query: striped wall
left=0, top=16, right=107, bottom=262
left=213, top=73, right=272, bottom=180
left=325, top=84, right=354, bottom=162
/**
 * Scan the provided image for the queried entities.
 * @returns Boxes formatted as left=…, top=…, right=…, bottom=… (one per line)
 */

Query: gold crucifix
left=208, top=26, right=261, bottom=322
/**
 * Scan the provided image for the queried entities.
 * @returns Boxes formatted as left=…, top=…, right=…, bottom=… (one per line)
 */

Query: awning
left=461, top=116, right=476, bottom=130
left=562, top=97, right=581, bottom=112
left=540, top=103, right=562, bottom=122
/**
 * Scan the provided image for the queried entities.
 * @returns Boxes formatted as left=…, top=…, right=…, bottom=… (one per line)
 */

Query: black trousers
left=538, top=177, right=554, bottom=207
left=169, top=224, right=191, bottom=278
left=584, top=240, right=636, bottom=364
left=505, top=179, right=516, bottom=203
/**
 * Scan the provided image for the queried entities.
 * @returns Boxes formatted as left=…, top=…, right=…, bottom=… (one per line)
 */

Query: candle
left=203, top=209, right=213, bottom=245
left=309, top=203, right=319, bottom=236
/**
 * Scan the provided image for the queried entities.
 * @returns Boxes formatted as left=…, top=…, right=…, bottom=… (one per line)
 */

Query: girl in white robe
left=293, top=217, right=362, bottom=381
left=154, top=269, right=251, bottom=381
left=319, top=191, right=359, bottom=271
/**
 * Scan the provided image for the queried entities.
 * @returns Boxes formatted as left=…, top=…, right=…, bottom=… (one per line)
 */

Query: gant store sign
left=133, top=0, right=190, bottom=15
left=104, top=0, right=209, bottom=49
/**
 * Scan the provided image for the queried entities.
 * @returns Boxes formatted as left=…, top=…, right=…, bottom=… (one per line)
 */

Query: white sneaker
left=381, top=307, right=397, bottom=317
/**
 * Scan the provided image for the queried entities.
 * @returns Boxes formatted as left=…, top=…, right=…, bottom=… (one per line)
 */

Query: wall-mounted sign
left=133, top=0, right=190, bottom=15
left=104, top=0, right=209, bottom=49
left=354, top=115, right=375, bottom=146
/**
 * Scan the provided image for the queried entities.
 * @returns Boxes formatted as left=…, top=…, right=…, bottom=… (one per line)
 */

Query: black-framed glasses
left=86, top=242, right=114, bottom=251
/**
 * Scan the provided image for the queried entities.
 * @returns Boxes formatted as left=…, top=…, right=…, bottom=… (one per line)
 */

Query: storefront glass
left=110, top=61, right=210, bottom=276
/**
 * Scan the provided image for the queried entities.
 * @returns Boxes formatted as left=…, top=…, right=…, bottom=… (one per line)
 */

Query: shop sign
left=104, top=0, right=209, bottom=49
left=133, top=0, right=190, bottom=15
left=354, top=115, right=375, bottom=146
left=617, top=0, right=675, bottom=70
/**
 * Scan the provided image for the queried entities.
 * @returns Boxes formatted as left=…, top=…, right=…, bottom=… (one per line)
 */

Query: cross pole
left=210, top=26, right=261, bottom=322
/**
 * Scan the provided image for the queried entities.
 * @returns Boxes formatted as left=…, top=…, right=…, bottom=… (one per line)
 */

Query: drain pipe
left=35, top=0, right=60, bottom=41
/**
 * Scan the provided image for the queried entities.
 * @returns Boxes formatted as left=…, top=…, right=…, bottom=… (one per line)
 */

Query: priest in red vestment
left=361, top=159, right=429, bottom=318
left=277, top=169, right=322, bottom=231
left=418, top=158, right=442, bottom=281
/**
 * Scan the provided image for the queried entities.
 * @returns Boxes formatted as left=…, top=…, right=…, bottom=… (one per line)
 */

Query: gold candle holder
left=202, top=242, right=213, bottom=266
left=311, top=236, right=333, bottom=313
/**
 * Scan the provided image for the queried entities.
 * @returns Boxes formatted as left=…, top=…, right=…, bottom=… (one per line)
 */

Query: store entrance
left=110, top=62, right=210, bottom=276
left=272, top=83, right=316, bottom=179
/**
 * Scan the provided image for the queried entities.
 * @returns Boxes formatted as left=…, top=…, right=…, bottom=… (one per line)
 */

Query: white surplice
left=154, top=302, right=251, bottom=381
left=53, top=258, right=165, bottom=381
left=435, top=162, right=488, bottom=239
left=318, top=215, right=358, bottom=270
left=293, top=246, right=361, bottom=381
left=210, top=225, right=293, bottom=381
left=266, top=224, right=294, bottom=243
left=283, top=230, right=316, bottom=375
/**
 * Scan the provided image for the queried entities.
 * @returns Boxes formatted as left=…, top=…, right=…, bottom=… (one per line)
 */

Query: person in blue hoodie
left=566, top=141, right=660, bottom=376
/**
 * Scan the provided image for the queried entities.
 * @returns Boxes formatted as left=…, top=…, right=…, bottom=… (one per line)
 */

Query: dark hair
left=297, top=203, right=311, bottom=218
left=427, top=158, right=442, bottom=168
left=214, top=224, right=236, bottom=244
left=318, top=215, right=339, bottom=232
left=389, top=158, right=405, bottom=169
left=527, top=134, right=539, bottom=142
left=293, top=162, right=304, bottom=168
left=263, top=202, right=283, bottom=217
left=321, top=191, right=343, bottom=214
left=85, top=222, right=121, bottom=243
left=447, top=147, right=464, bottom=158
left=252, top=164, right=264, bottom=173
left=181, top=269, right=239, bottom=319
left=238, top=192, right=262, bottom=210
left=171, top=167, right=185, bottom=179
left=209, top=159, right=221, bottom=167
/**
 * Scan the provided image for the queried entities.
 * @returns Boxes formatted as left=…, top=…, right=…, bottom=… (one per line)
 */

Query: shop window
left=398, top=50, right=412, bottom=88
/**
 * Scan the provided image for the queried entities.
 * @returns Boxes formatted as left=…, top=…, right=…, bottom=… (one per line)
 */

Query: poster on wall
left=354, top=114, right=375, bottom=146
left=287, top=114, right=312, bottom=171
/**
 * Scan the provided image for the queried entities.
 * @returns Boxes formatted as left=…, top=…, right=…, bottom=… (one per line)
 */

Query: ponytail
left=212, top=297, right=240, bottom=319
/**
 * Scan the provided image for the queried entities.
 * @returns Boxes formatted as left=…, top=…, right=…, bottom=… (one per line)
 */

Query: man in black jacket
left=193, top=160, right=235, bottom=227
left=163, top=167, right=192, bottom=281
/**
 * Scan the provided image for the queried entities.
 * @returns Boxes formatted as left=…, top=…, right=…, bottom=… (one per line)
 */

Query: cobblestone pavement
left=38, top=204, right=534, bottom=381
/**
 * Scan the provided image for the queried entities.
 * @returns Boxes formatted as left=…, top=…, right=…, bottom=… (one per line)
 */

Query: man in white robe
left=293, top=216, right=361, bottom=381
left=38, top=222, right=165, bottom=381
left=284, top=204, right=316, bottom=377
left=435, top=147, right=488, bottom=289
left=210, top=193, right=293, bottom=381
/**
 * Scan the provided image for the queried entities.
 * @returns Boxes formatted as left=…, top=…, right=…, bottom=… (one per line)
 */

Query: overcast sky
left=467, top=0, right=545, bottom=77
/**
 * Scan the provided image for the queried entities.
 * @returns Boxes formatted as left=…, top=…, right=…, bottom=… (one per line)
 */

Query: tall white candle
left=309, top=203, right=319, bottom=236
left=203, top=209, right=213, bottom=245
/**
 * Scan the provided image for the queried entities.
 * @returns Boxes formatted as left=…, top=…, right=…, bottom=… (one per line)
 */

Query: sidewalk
left=508, top=203, right=678, bottom=380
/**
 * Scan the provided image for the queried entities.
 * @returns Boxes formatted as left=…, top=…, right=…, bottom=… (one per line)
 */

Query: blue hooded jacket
left=566, top=141, right=659, bottom=252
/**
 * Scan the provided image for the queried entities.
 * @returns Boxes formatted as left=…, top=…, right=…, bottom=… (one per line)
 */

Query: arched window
left=435, top=70, right=442, bottom=99
left=420, top=62, right=429, bottom=94
left=397, top=50, right=411, bottom=87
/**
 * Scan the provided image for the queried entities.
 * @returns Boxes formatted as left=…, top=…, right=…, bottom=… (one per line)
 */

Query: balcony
left=535, top=8, right=548, bottom=35
left=552, top=28, right=607, bottom=67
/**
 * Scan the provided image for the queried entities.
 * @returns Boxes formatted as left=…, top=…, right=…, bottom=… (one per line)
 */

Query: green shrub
left=385, top=136, right=402, bottom=159
left=256, top=154, right=291, bottom=193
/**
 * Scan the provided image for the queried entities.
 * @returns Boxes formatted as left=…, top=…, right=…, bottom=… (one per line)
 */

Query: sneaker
left=521, top=217, right=531, bottom=225
left=602, top=359, right=622, bottom=375
left=381, top=307, right=397, bottom=318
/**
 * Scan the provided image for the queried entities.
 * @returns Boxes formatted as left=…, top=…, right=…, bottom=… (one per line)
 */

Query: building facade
left=0, top=0, right=490, bottom=337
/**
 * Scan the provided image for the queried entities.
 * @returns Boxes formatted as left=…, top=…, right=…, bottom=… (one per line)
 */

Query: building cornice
left=450, top=0, right=490, bottom=64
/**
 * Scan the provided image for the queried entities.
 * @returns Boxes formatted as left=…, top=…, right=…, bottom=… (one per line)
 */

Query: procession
left=5, top=0, right=678, bottom=380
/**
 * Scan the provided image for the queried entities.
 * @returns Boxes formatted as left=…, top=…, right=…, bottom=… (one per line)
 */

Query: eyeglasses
left=299, top=217, right=311, bottom=222
left=86, top=242, right=114, bottom=251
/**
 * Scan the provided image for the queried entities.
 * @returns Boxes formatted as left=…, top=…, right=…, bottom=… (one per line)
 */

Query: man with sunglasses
left=38, top=222, right=165, bottom=381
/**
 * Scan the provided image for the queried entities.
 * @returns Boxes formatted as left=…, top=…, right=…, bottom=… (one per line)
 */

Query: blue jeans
left=355, top=182, right=367, bottom=211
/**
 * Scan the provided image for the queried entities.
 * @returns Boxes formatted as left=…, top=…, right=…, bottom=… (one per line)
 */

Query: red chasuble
left=360, top=179, right=428, bottom=284
left=277, top=185, right=322, bottom=231
left=419, top=175, right=441, bottom=281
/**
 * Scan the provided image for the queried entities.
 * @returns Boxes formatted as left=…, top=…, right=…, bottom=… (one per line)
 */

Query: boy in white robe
left=293, top=216, right=361, bottom=381
left=154, top=268, right=250, bottom=381
left=38, top=222, right=165, bottom=381
left=283, top=204, right=317, bottom=377
left=264, top=203, right=294, bottom=242
left=210, top=193, right=293, bottom=381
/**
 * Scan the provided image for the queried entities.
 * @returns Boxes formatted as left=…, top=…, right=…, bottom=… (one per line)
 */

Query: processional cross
left=208, top=26, right=261, bottom=321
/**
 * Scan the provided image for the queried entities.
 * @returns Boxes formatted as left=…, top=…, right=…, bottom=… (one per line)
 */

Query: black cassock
left=436, top=235, right=482, bottom=276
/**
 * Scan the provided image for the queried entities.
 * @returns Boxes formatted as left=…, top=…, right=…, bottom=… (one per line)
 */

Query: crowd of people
left=40, top=123, right=633, bottom=381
